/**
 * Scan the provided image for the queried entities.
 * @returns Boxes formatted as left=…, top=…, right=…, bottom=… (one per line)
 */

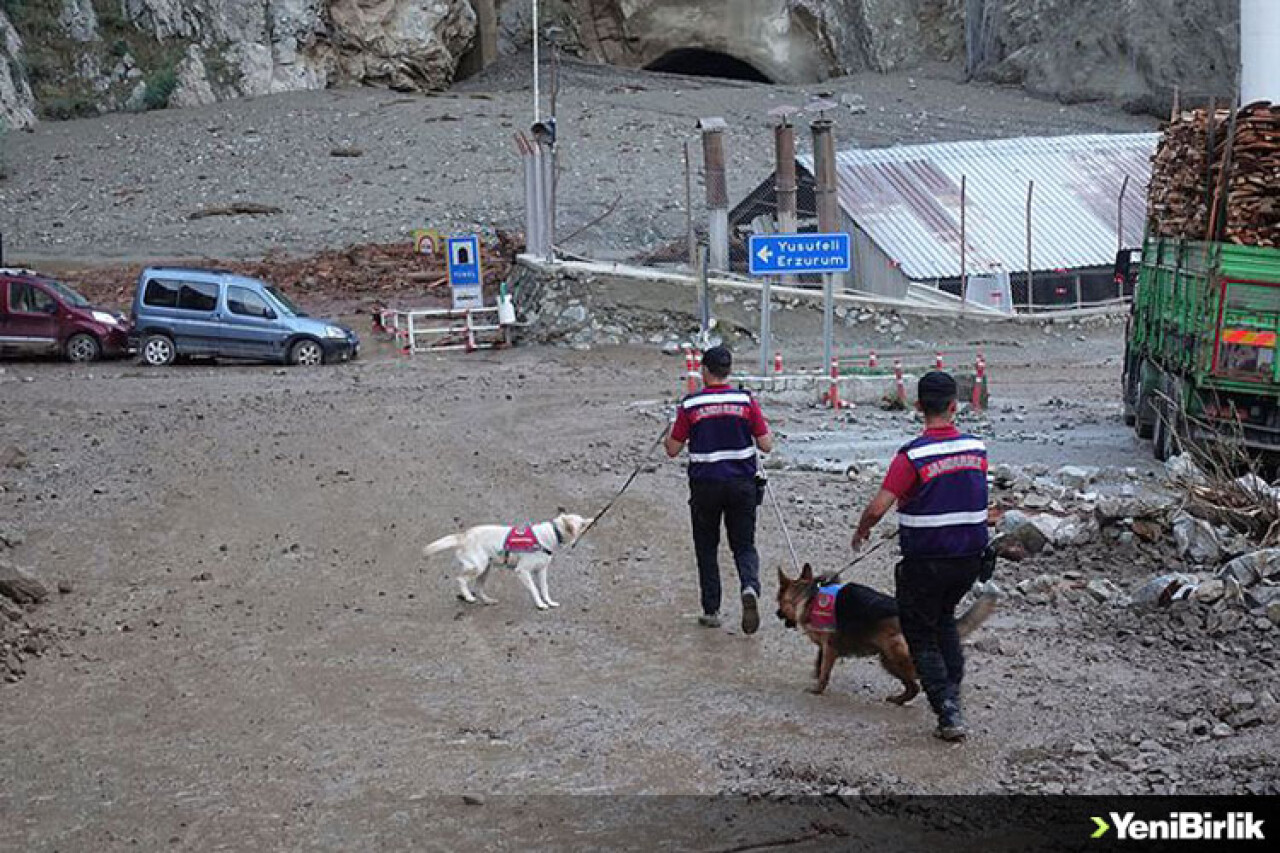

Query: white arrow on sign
left=756, top=245, right=774, bottom=264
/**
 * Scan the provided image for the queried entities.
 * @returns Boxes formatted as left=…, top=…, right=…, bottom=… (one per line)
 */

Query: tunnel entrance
left=644, top=48, right=773, bottom=83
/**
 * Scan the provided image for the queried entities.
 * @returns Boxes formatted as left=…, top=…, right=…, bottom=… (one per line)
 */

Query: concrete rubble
left=990, top=456, right=1280, bottom=636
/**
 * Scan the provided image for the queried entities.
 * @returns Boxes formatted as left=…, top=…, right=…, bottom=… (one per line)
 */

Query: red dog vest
left=503, top=526, right=545, bottom=554
left=807, top=584, right=841, bottom=633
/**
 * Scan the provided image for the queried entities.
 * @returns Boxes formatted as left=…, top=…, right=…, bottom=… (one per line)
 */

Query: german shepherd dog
left=776, top=564, right=998, bottom=703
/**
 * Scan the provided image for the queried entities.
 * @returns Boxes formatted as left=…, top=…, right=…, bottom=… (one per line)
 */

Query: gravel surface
left=1, top=57, right=1154, bottom=264
left=2, top=59, right=1272, bottom=851
left=2, top=307, right=1276, bottom=848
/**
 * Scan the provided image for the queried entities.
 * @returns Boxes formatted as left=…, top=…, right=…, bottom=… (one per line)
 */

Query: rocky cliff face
left=0, top=0, right=1241, bottom=130
left=0, top=0, right=475, bottom=129
left=505, top=0, right=1237, bottom=112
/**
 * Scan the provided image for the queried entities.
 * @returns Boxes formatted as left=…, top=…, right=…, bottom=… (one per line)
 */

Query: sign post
left=446, top=235, right=484, bottom=310
left=748, top=232, right=851, bottom=378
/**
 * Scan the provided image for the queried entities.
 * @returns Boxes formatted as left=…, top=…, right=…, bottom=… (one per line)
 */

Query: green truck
left=1123, top=237, right=1280, bottom=460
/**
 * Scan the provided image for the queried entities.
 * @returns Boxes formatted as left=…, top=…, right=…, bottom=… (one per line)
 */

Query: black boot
left=934, top=699, right=967, bottom=742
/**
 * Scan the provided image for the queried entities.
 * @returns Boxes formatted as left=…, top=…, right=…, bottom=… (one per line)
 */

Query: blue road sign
left=748, top=232, right=851, bottom=276
left=446, top=236, right=483, bottom=287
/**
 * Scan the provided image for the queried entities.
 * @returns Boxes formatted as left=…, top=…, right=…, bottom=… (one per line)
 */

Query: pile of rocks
left=0, top=527, right=62, bottom=684
left=990, top=460, right=1280, bottom=634
left=518, top=268, right=713, bottom=352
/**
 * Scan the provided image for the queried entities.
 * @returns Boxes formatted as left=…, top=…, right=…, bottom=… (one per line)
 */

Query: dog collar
left=553, top=521, right=565, bottom=545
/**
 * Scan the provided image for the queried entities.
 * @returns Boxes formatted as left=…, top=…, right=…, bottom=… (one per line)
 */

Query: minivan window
left=143, top=278, right=180, bottom=308
left=179, top=282, right=219, bottom=312
left=143, top=278, right=219, bottom=312
left=42, top=277, right=90, bottom=307
left=228, top=286, right=271, bottom=319
left=44, top=279, right=90, bottom=308
left=9, top=281, right=56, bottom=314
left=265, top=286, right=305, bottom=317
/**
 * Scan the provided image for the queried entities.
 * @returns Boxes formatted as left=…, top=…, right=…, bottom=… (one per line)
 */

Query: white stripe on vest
left=688, top=447, right=758, bottom=464
left=905, top=438, right=986, bottom=461
left=683, top=392, right=752, bottom=409
left=898, top=509, right=989, bottom=528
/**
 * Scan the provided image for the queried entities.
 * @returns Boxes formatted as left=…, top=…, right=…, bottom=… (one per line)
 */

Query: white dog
left=422, top=513, right=591, bottom=610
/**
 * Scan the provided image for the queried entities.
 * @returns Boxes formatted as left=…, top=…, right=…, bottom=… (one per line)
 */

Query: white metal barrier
left=376, top=305, right=522, bottom=354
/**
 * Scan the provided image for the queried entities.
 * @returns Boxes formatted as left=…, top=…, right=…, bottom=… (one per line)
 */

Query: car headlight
left=92, top=311, right=119, bottom=326
left=323, top=325, right=347, bottom=339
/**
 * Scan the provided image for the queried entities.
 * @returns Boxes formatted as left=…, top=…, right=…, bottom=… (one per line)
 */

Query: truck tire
left=1122, top=368, right=1138, bottom=427
left=1135, top=383, right=1156, bottom=440
left=1153, top=400, right=1172, bottom=461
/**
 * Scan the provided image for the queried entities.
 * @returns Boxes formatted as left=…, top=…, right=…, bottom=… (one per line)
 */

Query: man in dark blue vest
left=852, top=371, right=989, bottom=741
left=665, top=346, right=775, bottom=633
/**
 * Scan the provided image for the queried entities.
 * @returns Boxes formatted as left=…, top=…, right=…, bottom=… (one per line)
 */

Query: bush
left=142, top=66, right=177, bottom=111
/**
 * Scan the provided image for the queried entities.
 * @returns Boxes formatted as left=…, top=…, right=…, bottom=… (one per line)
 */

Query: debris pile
left=990, top=457, right=1280, bottom=633
left=55, top=237, right=521, bottom=314
left=0, top=534, right=57, bottom=684
left=1147, top=102, right=1279, bottom=246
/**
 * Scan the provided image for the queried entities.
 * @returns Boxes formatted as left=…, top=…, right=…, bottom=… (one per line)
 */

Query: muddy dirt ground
left=0, top=58, right=1272, bottom=851
left=3, top=303, right=1277, bottom=850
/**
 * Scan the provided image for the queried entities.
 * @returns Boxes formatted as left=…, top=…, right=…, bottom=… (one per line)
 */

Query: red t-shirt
left=880, top=425, right=969, bottom=502
left=670, top=384, right=769, bottom=442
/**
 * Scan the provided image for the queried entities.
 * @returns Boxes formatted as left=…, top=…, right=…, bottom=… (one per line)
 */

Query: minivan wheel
left=289, top=339, right=324, bottom=366
left=65, top=333, right=101, bottom=363
left=141, top=334, right=176, bottom=367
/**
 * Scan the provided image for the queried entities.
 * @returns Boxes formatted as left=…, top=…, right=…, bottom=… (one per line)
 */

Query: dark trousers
left=689, top=477, right=761, bottom=615
left=894, top=556, right=982, bottom=717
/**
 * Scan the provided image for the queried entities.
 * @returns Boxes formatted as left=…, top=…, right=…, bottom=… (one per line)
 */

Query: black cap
left=918, top=370, right=958, bottom=404
left=702, top=345, right=732, bottom=374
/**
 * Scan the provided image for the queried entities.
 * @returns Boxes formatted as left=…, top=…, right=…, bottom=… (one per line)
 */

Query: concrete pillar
left=699, top=117, right=729, bottom=272
left=1241, top=0, right=1280, bottom=104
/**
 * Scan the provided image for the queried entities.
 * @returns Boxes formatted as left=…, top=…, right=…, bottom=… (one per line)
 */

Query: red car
left=0, top=268, right=130, bottom=362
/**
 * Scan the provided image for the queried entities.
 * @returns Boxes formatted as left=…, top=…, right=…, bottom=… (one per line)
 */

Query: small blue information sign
left=446, top=235, right=483, bottom=309
left=748, top=233, right=851, bottom=276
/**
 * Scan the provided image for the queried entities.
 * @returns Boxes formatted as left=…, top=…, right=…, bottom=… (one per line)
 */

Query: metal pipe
left=684, top=140, right=696, bottom=269
left=774, top=112, right=799, bottom=287
left=519, top=135, right=537, bottom=256
left=547, top=142, right=557, bottom=261
left=530, top=144, right=545, bottom=257
left=1025, top=180, right=1034, bottom=313
left=960, top=174, right=968, bottom=313
left=1117, top=174, right=1129, bottom=254
left=775, top=119, right=798, bottom=234
left=699, top=118, right=729, bottom=271
left=811, top=117, right=839, bottom=372
left=697, top=240, right=711, bottom=341
left=532, top=0, right=540, bottom=123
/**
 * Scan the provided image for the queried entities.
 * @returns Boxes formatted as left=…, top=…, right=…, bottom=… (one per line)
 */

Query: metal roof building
left=731, top=133, right=1159, bottom=302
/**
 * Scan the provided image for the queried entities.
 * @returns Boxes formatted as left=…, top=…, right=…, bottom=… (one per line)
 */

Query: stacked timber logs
left=1147, top=101, right=1279, bottom=247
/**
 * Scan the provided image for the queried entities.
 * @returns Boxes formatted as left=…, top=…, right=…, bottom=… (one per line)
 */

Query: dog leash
left=572, top=423, right=669, bottom=548
left=764, top=478, right=803, bottom=576
left=826, top=539, right=888, bottom=582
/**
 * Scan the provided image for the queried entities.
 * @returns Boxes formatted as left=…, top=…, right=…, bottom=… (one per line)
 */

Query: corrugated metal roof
left=796, top=134, right=1159, bottom=280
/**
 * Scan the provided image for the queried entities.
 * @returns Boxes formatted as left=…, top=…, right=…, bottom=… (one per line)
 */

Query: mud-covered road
left=3, top=314, right=1277, bottom=849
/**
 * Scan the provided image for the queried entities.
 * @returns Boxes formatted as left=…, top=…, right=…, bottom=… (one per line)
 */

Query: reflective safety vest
left=682, top=386, right=758, bottom=480
left=897, top=433, right=989, bottom=558
left=503, top=524, right=554, bottom=555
